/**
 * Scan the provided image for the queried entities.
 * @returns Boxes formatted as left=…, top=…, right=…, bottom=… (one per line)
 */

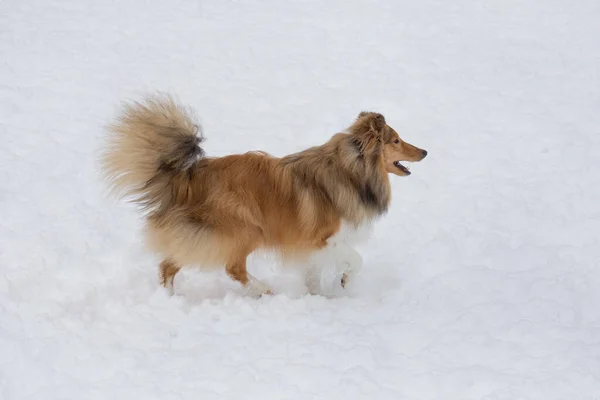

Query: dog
left=101, top=94, right=427, bottom=296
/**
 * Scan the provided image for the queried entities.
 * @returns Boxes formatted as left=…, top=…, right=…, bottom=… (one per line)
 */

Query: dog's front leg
left=333, top=241, right=363, bottom=289
left=305, top=237, right=363, bottom=295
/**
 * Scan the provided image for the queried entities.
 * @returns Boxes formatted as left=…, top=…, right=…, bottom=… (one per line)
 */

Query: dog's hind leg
left=159, top=258, right=182, bottom=295
left=225, top=250, right=272, bottom=297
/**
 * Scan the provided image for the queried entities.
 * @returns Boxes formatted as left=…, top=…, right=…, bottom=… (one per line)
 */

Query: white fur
left=305, top=222, right=368, bottom=296
left=164, top=279, right=175, bottom=296
left=245, top=274, right=272, bottom=297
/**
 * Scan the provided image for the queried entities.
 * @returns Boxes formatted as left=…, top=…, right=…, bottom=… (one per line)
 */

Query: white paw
left=341, top=272, right=349, bottom=288
left=339, top=259, right=359, bottom=289
left=305, top=266, right=323, bottom=295
left=164, top=280, right=175, bottom=296
left=245, top=275, right=273, bottom=297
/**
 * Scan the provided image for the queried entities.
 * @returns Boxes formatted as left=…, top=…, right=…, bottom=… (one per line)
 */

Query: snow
left=1, top=0, right=600, bottom=399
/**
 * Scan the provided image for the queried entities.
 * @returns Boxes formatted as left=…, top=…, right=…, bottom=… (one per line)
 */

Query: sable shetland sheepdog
left=101, top=94, right=427, bottom=296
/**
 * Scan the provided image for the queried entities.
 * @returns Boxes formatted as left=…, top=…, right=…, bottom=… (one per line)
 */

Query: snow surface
left=1, top=0, right=600, bottom=399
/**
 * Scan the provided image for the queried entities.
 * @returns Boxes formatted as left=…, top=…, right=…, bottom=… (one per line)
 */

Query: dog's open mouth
left=393, top=161, right=411, bottom=175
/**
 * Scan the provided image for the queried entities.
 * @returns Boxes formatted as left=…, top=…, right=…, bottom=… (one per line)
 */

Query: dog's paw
left=246, top=276, right=273, bottom=297
left=341, top=273, right=348, bottom=289
left=248, top=287, right=273, bottom=298
left=163, top=281, right=175, bottom=296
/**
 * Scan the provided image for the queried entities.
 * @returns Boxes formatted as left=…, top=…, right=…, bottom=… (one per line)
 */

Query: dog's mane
left=280, top=132, right=391, bottom=224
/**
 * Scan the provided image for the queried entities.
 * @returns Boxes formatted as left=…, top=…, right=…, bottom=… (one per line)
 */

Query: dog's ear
left=349, top=112, right=386, bottom=155
left=352, top=112, right=386, bottom=135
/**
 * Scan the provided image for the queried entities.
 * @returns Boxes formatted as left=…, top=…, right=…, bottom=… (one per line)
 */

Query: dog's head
left=349, top=111, right=427, bottom=176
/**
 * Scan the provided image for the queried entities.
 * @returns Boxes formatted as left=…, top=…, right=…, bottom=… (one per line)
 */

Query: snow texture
left=1, top=0, right=600, bottom=399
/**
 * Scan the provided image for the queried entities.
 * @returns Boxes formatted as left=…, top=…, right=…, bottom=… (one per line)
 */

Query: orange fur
left=101, top=94, right=427, bottom=295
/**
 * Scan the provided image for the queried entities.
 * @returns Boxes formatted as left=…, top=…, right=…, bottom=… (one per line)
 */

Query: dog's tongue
left=394, top=161, right=411, bottom=174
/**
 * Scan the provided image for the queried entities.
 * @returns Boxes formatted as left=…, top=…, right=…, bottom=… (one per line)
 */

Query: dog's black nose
left=421, top=149, right=428, bottom=158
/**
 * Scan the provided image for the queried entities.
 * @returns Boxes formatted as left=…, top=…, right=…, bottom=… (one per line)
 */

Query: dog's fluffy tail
left=101, top=93, right=204, bottom=215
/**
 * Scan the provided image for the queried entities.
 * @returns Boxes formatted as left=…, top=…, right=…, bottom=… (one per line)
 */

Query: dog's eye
left=394, top=139, right=400, bottom=144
